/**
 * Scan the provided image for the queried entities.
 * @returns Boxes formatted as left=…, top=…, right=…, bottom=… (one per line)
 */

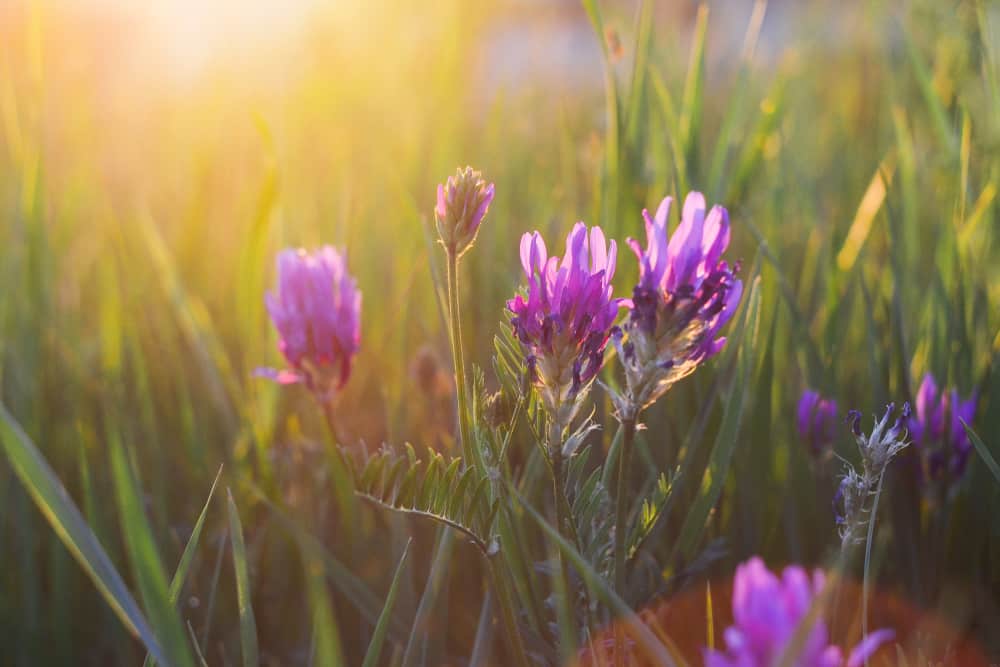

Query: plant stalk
left=445, top=248, right=476, bottom=468
left=549, top=415, right=579, bottom=661
left=613, top=417, right=637, bottom=667
left=445, top=246, right=530, bottom=667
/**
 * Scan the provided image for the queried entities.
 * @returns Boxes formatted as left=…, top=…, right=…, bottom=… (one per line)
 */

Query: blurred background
left=1, top=0, right=999, bottom=664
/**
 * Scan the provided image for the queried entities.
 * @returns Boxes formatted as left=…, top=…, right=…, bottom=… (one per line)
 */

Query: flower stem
left=613, top=417, right=636, bottom=667
left=549, top=416, right=579, bottom=661
left=861, top=471, right=886, bottom=667
left=445, top=247, right=530, bottom=666
left=445, top=248, right=476, bottom=467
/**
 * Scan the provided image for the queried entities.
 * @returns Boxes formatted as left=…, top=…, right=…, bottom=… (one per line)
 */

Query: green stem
left=445, top=247, right=530, bottom=667
left=445, top=248, right=475, bottom=467
left=549, top=417, right=579, bottom=662
left=613, top=417, right=636, bottom=667
left=861, top=471, right=885, bottom=667
left=487, top=558, right=532, bottom=667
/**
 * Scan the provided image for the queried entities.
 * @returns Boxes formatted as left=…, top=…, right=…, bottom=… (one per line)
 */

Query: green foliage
left=346, top=444, right=500, bottom=555
left=1, top=0, right=999, bottom=664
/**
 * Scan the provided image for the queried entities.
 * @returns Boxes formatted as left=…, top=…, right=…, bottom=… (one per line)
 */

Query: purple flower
left=797, top=390, right=839, bottom=459
left=907, top=373, right=978, bottom=486
left=508, top=223, right=624, bottom=421
left=611, top=192, right=742, bottom=418
left=435, top=166, right=495, bottom=257
left=704, top=557, right=894, bottom=667
left=257, top=246, right=361, bottom=402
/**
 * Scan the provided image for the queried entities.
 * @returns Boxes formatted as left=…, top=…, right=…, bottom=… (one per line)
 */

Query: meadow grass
left=1, top=0, right=999, bottom=665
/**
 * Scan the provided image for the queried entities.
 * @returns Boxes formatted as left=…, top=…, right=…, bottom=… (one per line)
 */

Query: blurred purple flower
left=611, top=192, right=742, bottom=418
left=797, top=389, right=839, bottom=459
left=704, top=557, right=894, bottom=667
left=907, top=373, right=978, bottom=486
left=508, top=223, right=624, bottom=421
left=257, top=246, right=361, bottom=402
left=435, top=166, right=495, bottom=257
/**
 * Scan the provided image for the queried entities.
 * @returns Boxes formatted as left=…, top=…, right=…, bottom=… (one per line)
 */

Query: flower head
left=257, top=246, right=361, bottom=402
left=797, top=390, right=839, bottom=459
left=704, top=557, right=894, bottom=667
left=907, top=373, right=978, bottom=488
left=435, top=166, right=495, bottom=258
left=508, top=223, right=624, bottom=423
left=611, top=192, right=742, bottom=419
left=835, top=403, right=910, bottom=545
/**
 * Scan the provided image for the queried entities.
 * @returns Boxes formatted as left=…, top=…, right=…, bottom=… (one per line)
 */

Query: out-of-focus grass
left=1, top=0, right=999, bottom=664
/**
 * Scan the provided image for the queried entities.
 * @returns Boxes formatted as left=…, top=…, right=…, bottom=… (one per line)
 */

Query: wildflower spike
left=435, top=166, right=495, bottom=258
left=906, top=372, right=978, bottom=497
left=797, top=389, right=839, bottom=460
left=611, top=192, right=742, bottom=419
left=507, top=222, right=624, bottom=425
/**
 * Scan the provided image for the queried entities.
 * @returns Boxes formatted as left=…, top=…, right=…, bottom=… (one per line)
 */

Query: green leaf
left=302, top=546, right=345, bottom=667
left=673, top=274, right=762, bottom=562
left=512, top=486, right=686, bottom=667
left=963, top=419, right=1000, bottom=486
left=108, top=433, right=195, bottom=667
left=0, top=404, right=172, bottom=666
left=362, top=539, right=412, bottom=667
left=227, top=490, right=259, bottom=667
left=143, top=465, right=223, bottom=667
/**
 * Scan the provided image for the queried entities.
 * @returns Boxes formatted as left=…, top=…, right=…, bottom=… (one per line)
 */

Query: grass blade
left=362, top=539, right=412, bottom=667
left=0, top=403, right=171, bottom=666
left=963, top=419, right=1000, bottom=486
left=108, top=433, right=195, bottom=667
left=303, top=546, right=345, bottom=667
left=227, top=490, right=259, bottom=667
left=673, top=274, right=762, bottom=563
left=512, top=486, right=684, bottom=667
left=143, top=465, right=223, bottom=667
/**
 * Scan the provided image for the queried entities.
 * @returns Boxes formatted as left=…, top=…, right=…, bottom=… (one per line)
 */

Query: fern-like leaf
left=343, top=447, right=500, bottom=556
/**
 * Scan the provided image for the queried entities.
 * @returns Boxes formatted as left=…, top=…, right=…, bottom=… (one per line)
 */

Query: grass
left=1, top=0, right=999, bottom=664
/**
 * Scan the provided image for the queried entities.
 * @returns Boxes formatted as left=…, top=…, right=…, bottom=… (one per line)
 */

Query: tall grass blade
left=0, top=403, right=171, bottom=666
left=143, top=465, right=223, bottom=667
left=227, top=490, right=260, bottom=667
left=362, top=539, right=412, bottom=667
left=512, top=486, right=684, bottom=667
left=108, top=433, right=196, bottom=667
left=673, top=274, right=762, bottom=562
left=963, top=419, right=1000, bottom=486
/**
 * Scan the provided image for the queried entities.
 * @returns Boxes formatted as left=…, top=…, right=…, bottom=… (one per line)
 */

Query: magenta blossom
left=508, top=223, right=624, bottom=421
left=257, top=246, right=361, bottom=402
left=611, top=192, right=742, bottom=418
left=705, top=557, right=894, bottom=667
left=797, top=390, right=839, bottom=459
left=435, top=166, right=495, bottom=257
left=907, top=373, right=977, bottom=488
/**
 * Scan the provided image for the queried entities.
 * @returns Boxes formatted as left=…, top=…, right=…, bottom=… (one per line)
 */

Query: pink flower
left=611, top=192, right=742, bottom=417
left=705, top=557, right=894, bottom=667
left=508, top=223, right=624, bottom=420
left=257, top=246, right=361, bottom=402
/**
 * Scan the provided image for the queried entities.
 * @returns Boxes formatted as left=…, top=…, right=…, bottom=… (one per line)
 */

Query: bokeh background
left=1, top=0, right=999, bottom=664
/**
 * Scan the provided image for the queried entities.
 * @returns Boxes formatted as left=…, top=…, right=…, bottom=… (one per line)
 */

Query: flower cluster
left=797, top=389, right=839, bottom=460
left=907, top=373, right=977, bottom=491
left=508, top=223, right=624, bottom=424
left=435, top=166, right=495, bottom=258
left=705, top=557, right=893, bottom=667
left=834, top=403, right=910, bottom=546
left=258, top=246, right=362, bottom=402
left=610, top=193, right=742, bottom=420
